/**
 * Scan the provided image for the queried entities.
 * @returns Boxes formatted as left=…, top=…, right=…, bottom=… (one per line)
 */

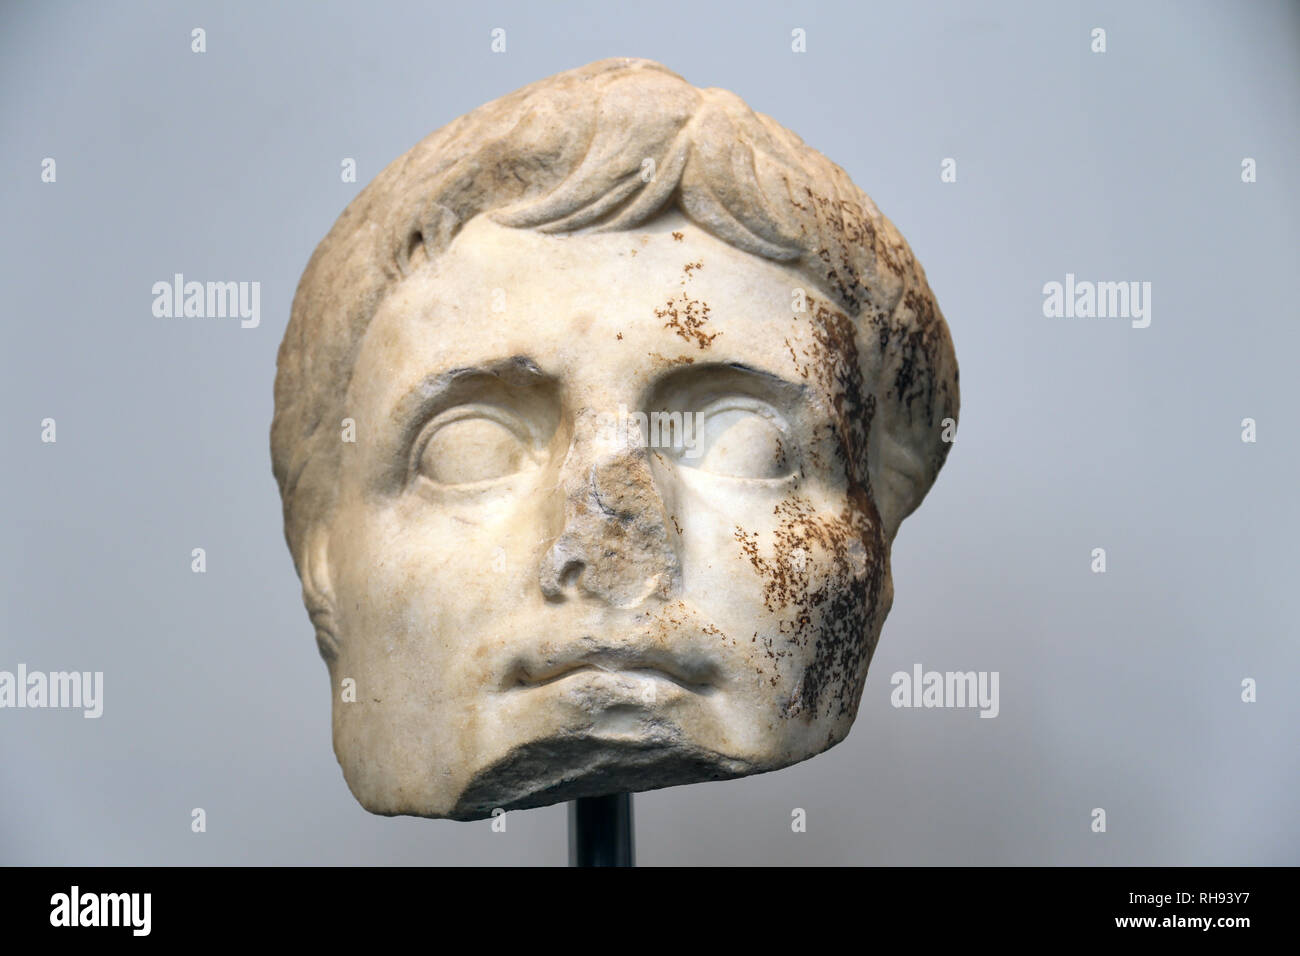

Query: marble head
left=271, top=58, right=959, bottom=819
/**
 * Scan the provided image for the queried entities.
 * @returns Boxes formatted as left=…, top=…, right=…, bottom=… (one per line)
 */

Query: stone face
left=271, top=58, right=959, bottom=820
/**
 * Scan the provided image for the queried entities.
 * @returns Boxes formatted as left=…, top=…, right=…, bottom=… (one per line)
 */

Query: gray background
left=2, top=0, right=1296, bottom=865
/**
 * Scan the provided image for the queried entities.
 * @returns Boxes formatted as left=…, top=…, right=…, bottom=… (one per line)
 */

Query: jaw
left=337, top=680, right=863, bottom=821
left=448, top=733, right=758, bottom=820
left=326, top=592, right=883, bottom=820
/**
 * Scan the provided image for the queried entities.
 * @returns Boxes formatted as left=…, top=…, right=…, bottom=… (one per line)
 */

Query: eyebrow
left=645, top=360, right=810, bottom=412
left=389, top=355, right=550, bottom=448
left=719, top=361, right=808, bottom=400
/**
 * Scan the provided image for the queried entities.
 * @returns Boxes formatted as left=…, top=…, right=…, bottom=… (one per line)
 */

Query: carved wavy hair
left=272, top=57, right=958, bottom=571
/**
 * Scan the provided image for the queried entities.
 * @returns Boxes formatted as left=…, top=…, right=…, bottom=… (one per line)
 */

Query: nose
left=539, top=411, right=681, bottom=608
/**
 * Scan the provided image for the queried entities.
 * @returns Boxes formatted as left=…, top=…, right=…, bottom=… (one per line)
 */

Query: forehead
left=421, top=209, right=802, bottom=305
left=353, top=210, right=830, bottom=389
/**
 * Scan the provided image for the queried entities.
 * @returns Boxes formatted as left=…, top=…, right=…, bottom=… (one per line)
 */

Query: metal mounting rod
left=568, top=793, right=635, bottom=867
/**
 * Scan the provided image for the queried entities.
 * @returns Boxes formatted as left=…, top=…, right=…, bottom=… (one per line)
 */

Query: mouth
left=504, top=646, right=718, bottom=696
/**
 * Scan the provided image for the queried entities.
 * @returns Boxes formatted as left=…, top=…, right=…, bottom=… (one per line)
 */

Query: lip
left=503, top=646, right=718, bottom=695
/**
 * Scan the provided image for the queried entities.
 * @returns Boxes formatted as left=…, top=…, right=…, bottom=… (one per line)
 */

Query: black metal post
left=568, top=793, right=634, bottom=866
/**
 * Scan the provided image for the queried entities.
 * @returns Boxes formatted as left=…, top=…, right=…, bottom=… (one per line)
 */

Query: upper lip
left=504, top=645, right=718, bottom=694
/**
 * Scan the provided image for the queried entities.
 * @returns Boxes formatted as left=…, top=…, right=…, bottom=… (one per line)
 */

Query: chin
left=338, top=678, right=861, bottom=820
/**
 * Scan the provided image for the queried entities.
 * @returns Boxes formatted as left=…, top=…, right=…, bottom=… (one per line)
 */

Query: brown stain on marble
left=731, top=290, right=887, bottom=721
left=648, top=351, right=695, bottom=367
left=733, top=492, right=882, bottom=722
left=656, top=290, right=718, bottom=349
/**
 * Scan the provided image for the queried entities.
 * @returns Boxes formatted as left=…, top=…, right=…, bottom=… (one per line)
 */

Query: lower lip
left=524, top=666, right=702, bottom=696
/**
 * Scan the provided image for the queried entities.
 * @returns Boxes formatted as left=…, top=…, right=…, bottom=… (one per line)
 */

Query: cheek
left=714, top=491, right=886, bottom=720
left=329, top=530, right=437, bottom=676
left=796, top=521, right=885, bottom=720
left=327, top=501, right=530, bottom=669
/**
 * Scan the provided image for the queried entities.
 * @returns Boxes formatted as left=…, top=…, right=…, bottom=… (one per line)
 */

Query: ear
left=300, top=524, right=340, bottom=662
left=872, top=427, right=933, bottom=543
left=870, top=301, right=960, bottom=542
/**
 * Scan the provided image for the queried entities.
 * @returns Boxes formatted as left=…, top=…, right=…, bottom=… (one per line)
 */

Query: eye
left=414, top=411, right=531, bottom=486
left=694, top=405, right=791, bottom=479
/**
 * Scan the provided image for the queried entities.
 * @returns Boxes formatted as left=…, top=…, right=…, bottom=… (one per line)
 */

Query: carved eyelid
left=408, top=403, right=534, bottom=485
left=671, top=396, right=797, bottom=481
left=694, top=395, right=788, bottom=431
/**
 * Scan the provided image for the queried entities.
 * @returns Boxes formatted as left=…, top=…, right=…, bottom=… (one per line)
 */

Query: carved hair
left=272, top=57, right=958, bottom=571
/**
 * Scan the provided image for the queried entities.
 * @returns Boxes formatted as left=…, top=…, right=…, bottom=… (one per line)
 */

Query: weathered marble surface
left=271, top=58, right=959, bottom=820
